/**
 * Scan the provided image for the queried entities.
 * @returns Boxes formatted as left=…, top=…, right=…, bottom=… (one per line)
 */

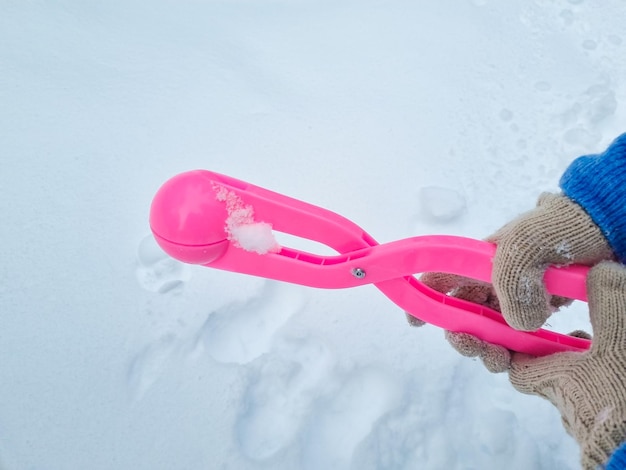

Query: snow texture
left=2, top=1, right=625, bottom=469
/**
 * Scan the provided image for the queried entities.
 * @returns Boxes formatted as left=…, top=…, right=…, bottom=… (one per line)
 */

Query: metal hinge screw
left=351, top=267, right=366, bottom=279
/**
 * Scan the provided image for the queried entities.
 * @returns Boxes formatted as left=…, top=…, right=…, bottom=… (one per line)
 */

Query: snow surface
left=2, top=1, right=626, bottom=469
left=419, top=186, right=466, bottom=223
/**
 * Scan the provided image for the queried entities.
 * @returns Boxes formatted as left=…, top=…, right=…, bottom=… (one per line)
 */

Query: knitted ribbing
left=560, top=133, right=626, bottom=263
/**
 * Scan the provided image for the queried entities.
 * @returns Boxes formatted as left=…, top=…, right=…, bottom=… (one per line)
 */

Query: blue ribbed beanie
left=560, top=133, right=626, bottom=263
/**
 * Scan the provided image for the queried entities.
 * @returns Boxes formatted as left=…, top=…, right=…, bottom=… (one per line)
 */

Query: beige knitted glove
left=487, top=192, right=614, bottom=331
left=509, top=261, right=626, bottom=470
left=406, top=193, right=625, bottom=467
left=406, top=192, right=614, bottom=372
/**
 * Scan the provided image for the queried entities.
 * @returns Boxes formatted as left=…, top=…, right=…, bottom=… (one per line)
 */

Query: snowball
left=214, top=183, right=281, bottom=254
left=230, top=222, right=279, bottom=255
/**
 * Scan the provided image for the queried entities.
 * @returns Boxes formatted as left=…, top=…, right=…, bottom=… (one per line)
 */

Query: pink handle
left=150, top=170, right=591, bottom=356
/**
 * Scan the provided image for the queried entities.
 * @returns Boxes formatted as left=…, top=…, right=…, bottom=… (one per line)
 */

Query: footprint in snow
left=196, top=281, right=305, bottom=365
left=235, top=335, right=335, bottom=460
left=299, top=367, right=402, bottom=470
left=126, top=333, right=178, bottom=400
left=135, top=235, right=191, bottom=294
left=236, top=338, right=402, bottom=467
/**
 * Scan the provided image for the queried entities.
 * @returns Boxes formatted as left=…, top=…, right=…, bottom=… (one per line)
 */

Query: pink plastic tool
left=150, top=170, right=592, bottom=356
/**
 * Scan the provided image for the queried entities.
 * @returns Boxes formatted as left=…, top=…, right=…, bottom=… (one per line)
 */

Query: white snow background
left=2, top=1, right=626, bottom=469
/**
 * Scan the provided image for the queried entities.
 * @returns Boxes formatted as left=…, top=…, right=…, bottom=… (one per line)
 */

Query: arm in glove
left=509, top=261, right=626, bottom=470
left=408, top=134, right=626, bottom=468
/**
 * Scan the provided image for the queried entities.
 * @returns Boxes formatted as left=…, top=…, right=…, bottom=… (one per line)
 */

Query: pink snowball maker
left=150, top=170, right=591, bottom=356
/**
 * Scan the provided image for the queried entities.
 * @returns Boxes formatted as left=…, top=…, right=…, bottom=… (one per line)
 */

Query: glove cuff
left=606, top=441, right=626, bottom=470
left=581, top=414, right=626, bottom=470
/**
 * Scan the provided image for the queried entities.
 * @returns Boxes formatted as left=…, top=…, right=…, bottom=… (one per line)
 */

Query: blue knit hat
left=560, top=133, right=626, bottom=263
